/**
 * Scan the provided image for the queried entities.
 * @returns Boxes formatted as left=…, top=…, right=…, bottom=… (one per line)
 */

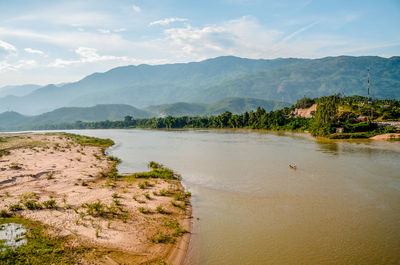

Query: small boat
left=289, top=164, right=297, bottom=170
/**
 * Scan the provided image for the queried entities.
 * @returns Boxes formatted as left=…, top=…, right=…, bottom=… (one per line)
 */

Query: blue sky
left=0, top=0, right=399, bottom=86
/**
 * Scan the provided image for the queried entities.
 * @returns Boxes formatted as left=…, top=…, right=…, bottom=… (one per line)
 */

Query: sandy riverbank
left=370, top=133, right=400, bottom=141
left=0, top=133, right=192, bottom=264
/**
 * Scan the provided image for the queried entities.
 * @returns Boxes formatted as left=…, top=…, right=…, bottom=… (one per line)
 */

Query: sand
left=370, top=133, right=400, bottom=141
left=0, top=133, right=192, bottom=264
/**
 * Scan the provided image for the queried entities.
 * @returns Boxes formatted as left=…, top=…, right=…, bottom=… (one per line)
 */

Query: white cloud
left=161, top=16, right=282, bottom=58
left=0, top=59, right=37, bottom=72
left=48, top=47, right=170, bottom=68
left=114, top=28, right=127, bottom=32
left=24, top=47, right=45, bottom=55
left=49, top=47, right=129, bottom=67
left=0, top=40, right=17, bottom=52
left=157, top=16, right=374, bottom=59
left=98, top=29, right=111, bottom=34
left=0, top=27, right=133, bottom=53
left=281, top=21, right=319, bottom=43
left=149, top=17, right=188, bottom=26
left=132, top=5, right=141, bottom=13
left=8, top=10, right=111, bottom=27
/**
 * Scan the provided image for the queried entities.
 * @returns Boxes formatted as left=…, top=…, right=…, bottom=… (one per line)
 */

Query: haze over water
left=71, top=129, right=400, bottom=265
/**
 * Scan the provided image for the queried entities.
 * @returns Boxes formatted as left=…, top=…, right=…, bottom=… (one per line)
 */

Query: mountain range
left=0, top=97, right=289, bottom=131
left=0, top=55, right=398, bottom=116
left=0, top=84, right=42, bottom=98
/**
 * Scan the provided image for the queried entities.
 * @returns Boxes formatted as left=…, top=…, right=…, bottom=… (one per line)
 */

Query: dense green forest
left=33, top=95, right=400, bottom=139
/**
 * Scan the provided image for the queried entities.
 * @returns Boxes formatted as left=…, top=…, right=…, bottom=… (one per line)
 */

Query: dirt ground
left=0, top=133, right=191, bottom=264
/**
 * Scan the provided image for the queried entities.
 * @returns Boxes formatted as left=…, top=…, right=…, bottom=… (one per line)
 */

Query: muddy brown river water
left=70, top=129, right=400, bottom=265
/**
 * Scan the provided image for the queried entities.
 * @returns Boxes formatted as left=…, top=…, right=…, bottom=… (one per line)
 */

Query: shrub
left=43, top=200, right=57, bottom=209
left=165, top=220, right=188, bottom=237
left=24, top=200, right=43, bottom=210
left=82, top=200, right=106, bottom=217
left=20, top=192, right=39, bottom=201
left=138, top=207, right=152, bottom=214
left=150, top=232, right=175, bottom=244
left=156, top=205, right=169, bottom=215
left=132, top=194, right=145, bottom=204
left=131, top=162, right=177, bottom=180
left=0, top=210, right=11, bottom=217
left=9, top=204, right=23, bottom=212
left=149, top=161, right=163, bottom=169
left=173, top=191, right=191, bottom=203
left=171, top=201, right=185, bottom=210
left=108, top=156, right=121, bottom=163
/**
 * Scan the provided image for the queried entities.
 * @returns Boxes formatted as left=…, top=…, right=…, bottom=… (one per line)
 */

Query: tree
left=124, top=115, right=133, bottom=122
left=242, top=112, right=249, bottom=127
left=315, top=95, right=339, bottom=125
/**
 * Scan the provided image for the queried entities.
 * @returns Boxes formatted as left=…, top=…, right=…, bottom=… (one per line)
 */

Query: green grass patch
left=127, top=162, right=178, bottom=181
left=0, top=217, right=84, bottom=264
left=50, top=133, right=114, bottom=147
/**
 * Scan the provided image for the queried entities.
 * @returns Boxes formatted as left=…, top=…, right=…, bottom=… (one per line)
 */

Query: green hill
left=196, top=56, right=400, bottom=103
left=146, top=97, right=290, bottom=116
left=204, top=97, right=290, bottom=115
left=0, top=104, right=151, bottom=131
left=146, top=102, right=207, bottom=117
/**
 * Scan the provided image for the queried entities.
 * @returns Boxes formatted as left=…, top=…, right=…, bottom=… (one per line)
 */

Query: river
left=68, top=129, right=400, bottom=265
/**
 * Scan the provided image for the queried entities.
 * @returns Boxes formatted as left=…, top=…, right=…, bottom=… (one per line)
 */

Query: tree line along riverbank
left=31, top=95, right=400, bottom=139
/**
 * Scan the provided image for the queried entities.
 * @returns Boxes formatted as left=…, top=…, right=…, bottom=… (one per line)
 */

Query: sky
left=0, top=0, right=399, bottom=87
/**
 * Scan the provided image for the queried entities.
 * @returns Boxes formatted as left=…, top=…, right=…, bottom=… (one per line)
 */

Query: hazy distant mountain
left=146, top=97, right=290, bottom=116
left=0, top=84, right=41, bottom=98
left=0, top=56, right=398, bottom=115
left=0, top=104, right=151, bottom=131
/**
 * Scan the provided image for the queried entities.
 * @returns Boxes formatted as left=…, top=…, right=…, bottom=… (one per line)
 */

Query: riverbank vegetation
left=31, top=95, right=400, bottom=138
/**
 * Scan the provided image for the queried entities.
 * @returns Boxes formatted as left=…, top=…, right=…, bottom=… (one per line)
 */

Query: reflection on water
left=316, top=139, right=339, bottom=154
left=0, top=223, right=26, bottom=249
left=69, top=129, right=400, bottom=265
